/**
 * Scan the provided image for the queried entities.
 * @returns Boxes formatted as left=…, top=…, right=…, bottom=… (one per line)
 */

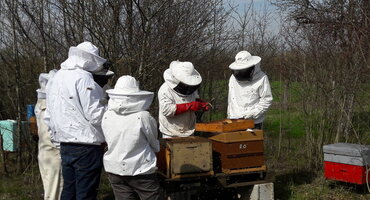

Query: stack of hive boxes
left=196, top=119, right=266, bottom=174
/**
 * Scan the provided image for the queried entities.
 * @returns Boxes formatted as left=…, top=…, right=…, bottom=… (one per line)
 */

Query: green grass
left=265, top=136, right=370, bottom=200
left=286, top=175, right=370, bottom=200
left=270, top=81, right=302, bottom=104
left=264, top=108, right=305, bottom=137
left=97, top=172, right=115, bottom=200
left=0, top=173, right=43, bottom=199
left=0, top=169, right=115, bottom=200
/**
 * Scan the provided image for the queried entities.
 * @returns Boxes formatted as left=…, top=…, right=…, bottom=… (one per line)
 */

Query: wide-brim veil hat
left=169, top=61, right=202, bottom=86
left=63, top=41, right=107, bottom=72
left=106, top=75, right=153, bottom=97
left=229, top=51, right=261, bottom=70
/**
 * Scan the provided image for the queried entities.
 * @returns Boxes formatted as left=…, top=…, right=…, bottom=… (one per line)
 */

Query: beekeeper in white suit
left=158, top=61, right=210, bottom=138
left=102, top=75, right=160, bottom=200
left=228, top=51, right=273, bottom=129
left=45, top=41, right=111, bottom=199
left=35, top=70, right=63, bottom=200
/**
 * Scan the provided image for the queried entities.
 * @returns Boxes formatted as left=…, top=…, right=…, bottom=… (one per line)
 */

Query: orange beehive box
left=195, top=119, right=254, bottom=133
left=211, top=130, right=265, bottom=173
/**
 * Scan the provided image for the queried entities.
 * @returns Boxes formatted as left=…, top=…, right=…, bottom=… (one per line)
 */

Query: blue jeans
left=60, top=143, right=104, bottom=200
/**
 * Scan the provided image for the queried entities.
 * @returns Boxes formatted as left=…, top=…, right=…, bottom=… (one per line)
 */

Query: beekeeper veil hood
left=106, top=75, right=154, bottom=115
left=163, top=61, right=202, bottom=95
left=60, top=41, right=106, bottom=73
left=229, top=51, right=262, bottom=82
left=92, top=61, right=115, bottom=88
left=36, top=69, right=57, bottom=99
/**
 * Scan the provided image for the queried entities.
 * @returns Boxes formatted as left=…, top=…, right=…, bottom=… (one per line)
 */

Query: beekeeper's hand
left=202, top=103, right=211, bottom=111
left=243, top=111, right=254, bottom=119
left=196, top=98, right=211, bottom=111
left=175, top=101, right=209, bottom=115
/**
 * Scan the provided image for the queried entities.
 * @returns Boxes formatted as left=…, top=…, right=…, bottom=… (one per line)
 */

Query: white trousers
left=35, top=99, right=63, bottom=200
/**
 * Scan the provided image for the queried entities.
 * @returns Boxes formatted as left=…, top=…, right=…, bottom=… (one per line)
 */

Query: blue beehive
left=0, top=120, right=18, bottom=152
left=26, top=104, right=35, bottom=120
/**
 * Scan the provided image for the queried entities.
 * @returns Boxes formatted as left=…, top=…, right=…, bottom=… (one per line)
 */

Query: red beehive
left=323, top=143, right=370, bottom=184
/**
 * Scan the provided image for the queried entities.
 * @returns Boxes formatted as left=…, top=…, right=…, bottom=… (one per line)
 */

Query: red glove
left=202, top=103, right=210, bottom=111
left=196, top=98, right=210, bottom=111
left=175, top=101, right=205, bottom=115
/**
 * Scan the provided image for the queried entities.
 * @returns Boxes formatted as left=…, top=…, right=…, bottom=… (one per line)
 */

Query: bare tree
left=273, top=0, right=369, bottom=167
left=0, top=0, right=239, bottom=173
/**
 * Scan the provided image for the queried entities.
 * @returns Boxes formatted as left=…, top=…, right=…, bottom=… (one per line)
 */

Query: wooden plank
left=166, top=148, right=171, bottom=178
left=170, top=170, right=214, bottom=179
left=223, top=179, right=270, bottom=188
left=166, top=136, right=210, bottom=146
left=217, top=170, right=274, bottom=188
left=195, top=119, right=254, bottom=133
left=222, top=165, right=267, bottom=175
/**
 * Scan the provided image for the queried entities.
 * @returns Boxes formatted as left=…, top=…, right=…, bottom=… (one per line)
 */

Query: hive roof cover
left=323, top=143, right=370, bottom=157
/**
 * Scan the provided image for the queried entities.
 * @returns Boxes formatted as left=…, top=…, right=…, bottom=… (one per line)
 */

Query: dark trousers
left=60, top=143, right=104, bottom=200
left=108, top=172, right=161, bottom=200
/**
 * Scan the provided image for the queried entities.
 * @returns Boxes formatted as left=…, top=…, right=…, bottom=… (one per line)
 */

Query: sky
left=230, top=0, right=282, bottom=34
left=232, top=0, right=278, bottom=12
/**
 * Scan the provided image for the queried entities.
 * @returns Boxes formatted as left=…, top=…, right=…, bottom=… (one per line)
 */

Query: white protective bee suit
left=45, top=41, right=110, bottom=200
left=158, top=61, right=204, bottom=137
left=35, top=71, right=63, bottom=200
left=45, top=42, right=107, bottom=144
left=102, top=76, right=161, bottom=200
left=102, top=76, right=159, bottom=176
left=227, top=51, right=273, bottom=124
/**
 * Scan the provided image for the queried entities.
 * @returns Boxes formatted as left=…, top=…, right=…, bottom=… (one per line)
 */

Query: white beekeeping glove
left=243, top=109, right=254, bottom=119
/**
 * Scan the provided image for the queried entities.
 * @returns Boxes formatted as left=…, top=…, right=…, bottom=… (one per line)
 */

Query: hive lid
left=324, top=153, right=368, bottom=166
left=161, top=136, right=211, bottom=144
left=195, top=119, right=254, bottom=133
left=323, top=143, right=370, bottom=158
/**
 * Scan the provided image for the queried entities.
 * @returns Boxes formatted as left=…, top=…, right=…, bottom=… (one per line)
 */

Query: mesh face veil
left=173, top=82, right=200, bottom=95
left=232, top=66, right=255, bottom=81
left=92, top=74, right=110, bottom=88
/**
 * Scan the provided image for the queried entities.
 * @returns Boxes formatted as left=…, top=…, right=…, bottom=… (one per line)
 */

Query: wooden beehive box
left=156, top=136, right=214, bottom=179
left=209, top=130, right=265, bottom=174
left=195, top=119, right=254, bottom=133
